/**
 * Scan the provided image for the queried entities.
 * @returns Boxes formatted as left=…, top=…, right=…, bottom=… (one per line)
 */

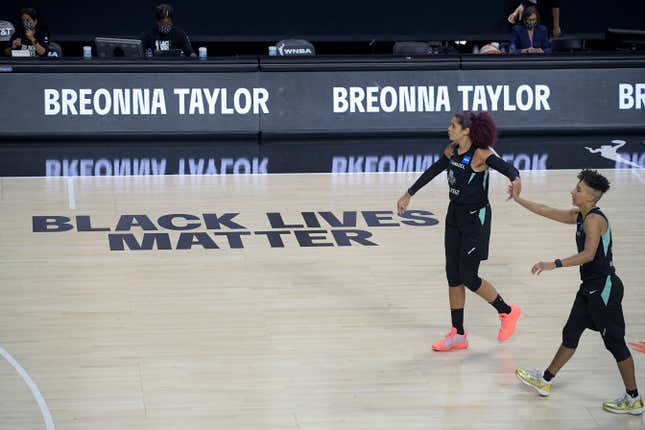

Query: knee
left=459, top=255, right=482, bottom=292
left=463, top=274, right=482, bottom=292
left=603, top=336, right=631, bottom=362
left=562, top=324, right=582, bottom=349
left=447, top=274, right=461, bottom=287
left=446, top=264, right=461, bottom=287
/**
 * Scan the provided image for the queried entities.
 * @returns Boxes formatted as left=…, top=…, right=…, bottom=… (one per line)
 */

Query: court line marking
left=1, top=168, right=644, bottom=179
left=0, top=346, right=56, bottom=430
left=67, top=177, right=76, bottom=209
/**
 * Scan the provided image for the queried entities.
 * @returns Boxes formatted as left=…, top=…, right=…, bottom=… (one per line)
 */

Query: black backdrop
left=1, top=0, right=642, bottom=42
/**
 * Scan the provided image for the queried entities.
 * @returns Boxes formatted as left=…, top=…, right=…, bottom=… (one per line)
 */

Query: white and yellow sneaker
left=515, top=368, right=552, bottom=396
left=602, top=393, right=644, bottom=415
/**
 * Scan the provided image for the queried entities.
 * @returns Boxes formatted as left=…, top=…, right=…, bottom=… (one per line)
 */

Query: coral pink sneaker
left=432, top=327, right=469, bottom=351
left=498, top=304, right=521, bottom=342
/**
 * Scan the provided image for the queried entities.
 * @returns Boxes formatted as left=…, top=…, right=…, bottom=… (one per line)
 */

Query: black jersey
left=447, top=145, right=490, bottom=205
left=142, top=26, right=194, bottom=57
left=576, top=207, right=614, bottom=282
left=9, top=28, right=50, bottom=56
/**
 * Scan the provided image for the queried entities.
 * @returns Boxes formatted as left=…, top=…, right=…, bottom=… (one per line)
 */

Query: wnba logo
left=584, top=140, right=644, bottom=169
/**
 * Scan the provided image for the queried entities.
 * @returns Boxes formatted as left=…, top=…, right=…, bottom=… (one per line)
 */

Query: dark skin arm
left=25, top=29, right=46, bottom=56
left=5, top=37, right=21, bottom=56
left=552, top=7, right=561, bottom=37
left=531, top=213, right=605, bottom=275
left=508, top=186, right=579, bottom=224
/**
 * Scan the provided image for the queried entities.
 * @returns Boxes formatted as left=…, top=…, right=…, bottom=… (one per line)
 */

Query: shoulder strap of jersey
left=585, top=207, right=608, bottom=223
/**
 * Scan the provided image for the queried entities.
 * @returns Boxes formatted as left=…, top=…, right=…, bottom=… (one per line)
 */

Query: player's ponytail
left=469, top=112, right=497, bottom=149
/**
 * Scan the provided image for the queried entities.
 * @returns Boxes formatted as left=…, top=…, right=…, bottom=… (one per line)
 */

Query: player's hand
left=397, top=193, right=411, bottom=215
left=12, top=38, right=22, bottom=49
left=553, top=26, right=562, bottom=38
left=507, top=177, right=521, bottom=201
left=531, top=261, right=555, bottom=275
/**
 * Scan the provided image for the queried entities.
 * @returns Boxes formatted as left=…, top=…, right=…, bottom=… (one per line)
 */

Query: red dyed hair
left=454, top=111, right=497, bottom=148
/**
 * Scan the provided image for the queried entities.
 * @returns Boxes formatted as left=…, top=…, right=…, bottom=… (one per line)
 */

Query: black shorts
left=445, top=202, right=492, bottom=261
left=444, top=202, right=492, bottom=288
left=565, top=274, right=625, bottom=338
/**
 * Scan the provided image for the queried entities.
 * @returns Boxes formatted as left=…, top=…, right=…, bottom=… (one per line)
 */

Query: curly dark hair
left=578, top=169, right=610, bottom=194
left=454, top=111, right=497, bottom=148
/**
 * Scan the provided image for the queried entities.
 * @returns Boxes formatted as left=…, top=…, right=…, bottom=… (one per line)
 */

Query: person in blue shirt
left=510, top=6, right=551, bottom=53
left=508, top=0, right=561, bottom=38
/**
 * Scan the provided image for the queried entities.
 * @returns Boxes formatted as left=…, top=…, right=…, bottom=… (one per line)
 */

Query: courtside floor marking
left=0, top=346, right=55, bottom=430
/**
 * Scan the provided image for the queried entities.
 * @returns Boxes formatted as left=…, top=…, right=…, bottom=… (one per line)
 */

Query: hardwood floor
left=1, top=169, right=643, bottom=429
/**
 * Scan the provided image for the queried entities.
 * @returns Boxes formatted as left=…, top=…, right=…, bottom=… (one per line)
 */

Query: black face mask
left=158, top=23, right=173, bottom=34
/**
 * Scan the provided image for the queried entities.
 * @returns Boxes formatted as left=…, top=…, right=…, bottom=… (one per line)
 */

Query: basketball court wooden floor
left=1, top=169, right=644, bottom=430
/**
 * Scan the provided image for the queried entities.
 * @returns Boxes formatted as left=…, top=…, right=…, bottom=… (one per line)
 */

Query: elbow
left=582, top=252, right=595, bottom=263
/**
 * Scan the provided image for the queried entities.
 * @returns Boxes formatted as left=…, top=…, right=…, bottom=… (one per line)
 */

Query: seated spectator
left=510, top=6, right=551, bottom=53
left=508, top=0, right=561, bottom=38
left=142, top=3, right=195, bottom=58
left=3, top=8, right=49, bottom=57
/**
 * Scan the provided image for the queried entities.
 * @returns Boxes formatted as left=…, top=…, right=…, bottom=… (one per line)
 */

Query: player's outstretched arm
left=484, top=153, right=520, bottom=182
left=507, top=182, right=578, bottom=224
left=397, top=143, right=453, bottom=214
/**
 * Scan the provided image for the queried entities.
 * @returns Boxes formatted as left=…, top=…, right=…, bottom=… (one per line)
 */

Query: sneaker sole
left=602, top=405, right=644, bottom=415
left=432, top=342, right=468, bottom=352
left=515, top=373, right=550, bottom=396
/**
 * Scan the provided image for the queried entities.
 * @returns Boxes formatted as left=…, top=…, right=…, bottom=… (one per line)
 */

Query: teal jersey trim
left=601, top=223, right=611, bottom=257
left=483, top=170, right=489, bottom=191
left=468, top=172, right=476, bottom=184
left=601, top=275, right=612, bottom=306
left=478, top=207, right=486, bottom=226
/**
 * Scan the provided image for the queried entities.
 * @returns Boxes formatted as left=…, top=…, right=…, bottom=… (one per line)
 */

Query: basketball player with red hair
left=397, top=112, right=522, bottom=351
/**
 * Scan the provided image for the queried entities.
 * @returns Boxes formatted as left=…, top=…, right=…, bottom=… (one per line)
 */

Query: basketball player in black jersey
left=397, top=112, right=522, bottom=351
left=511, top=169, right=643, bottom=415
